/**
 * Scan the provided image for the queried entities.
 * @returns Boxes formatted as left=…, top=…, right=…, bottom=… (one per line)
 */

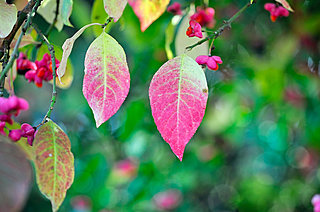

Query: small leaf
left=104, top=0, right=128, bottom=22
left=275, top=0, right=294, bottom=12
left=83, top=32, right=130, bottom=127
left=61, top=0, right=73, bottom=26
left=149, top=54, right=208, bottom=161
left=58, top=23, right=101, bottom=80
left=0, top=136, right=32, bottom=212
left=128, top=0, right=170, bottom=32
left=34, top=120, right=74, bottom=212
left=0, top=0, right=17, bottom=38
left=37, top=0, right=64, bottom=31
left=250, top=0, right=254, bottom=4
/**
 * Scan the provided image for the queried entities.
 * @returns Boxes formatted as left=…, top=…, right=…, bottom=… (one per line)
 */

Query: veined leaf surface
left=83, top=32, right=130, bottom=127
left=149, top=54, right=208, bottom=161
left=34, top=120, right=74, bottom=212
left=128, top=0, right=170, bottom=32
left=104, top=0, right=128, bottom=22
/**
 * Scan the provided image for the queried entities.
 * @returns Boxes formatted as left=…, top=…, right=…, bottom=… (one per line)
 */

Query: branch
left=0, top=0, right=42, bottom=96
left=33, top=25, right=57, bottom=126
left=186, top=2, right=254, bottom=51
left=0, top=0, right=40, bottom=60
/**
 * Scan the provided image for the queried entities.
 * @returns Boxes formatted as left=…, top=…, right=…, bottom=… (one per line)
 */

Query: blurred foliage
left=13, top=0, right=320, bottom=211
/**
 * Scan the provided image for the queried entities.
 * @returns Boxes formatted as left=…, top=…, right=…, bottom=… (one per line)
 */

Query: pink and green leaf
left=103, top=0, right=128, bottom=22
left=128, top=0, right=170, bottom=32
left=33, top=120, right=74, bottom=212
left=83, top=32, right=130, bottom=127
left=149, top=54, right=208, bottom=161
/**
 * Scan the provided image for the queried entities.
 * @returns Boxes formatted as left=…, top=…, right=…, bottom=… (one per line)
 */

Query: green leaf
left=0, top=136, right=32, bottom=212
left=61, top=0, right=73, bottom=26
left=34, top=120, right=74, bottom=212
left=0, top=0, right=17, bottom=38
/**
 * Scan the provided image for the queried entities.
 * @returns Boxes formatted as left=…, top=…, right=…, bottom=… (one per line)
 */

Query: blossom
left=195, top=55, right=223, bottom=70
left=167, top=2, right=182, bottom=15
left=0, top=96, right=29, bottom=116
left=312, top=194, right=320, bottom=212
left=0, top=114, right=13, bottom=125
left=153, top=189, right=182, bottom=210
left=8, top=129, right=22, bottom=141
left=24, top=53, right=60, bottom=88
left=21, top=123, right=35, bottom=146
left=0, top=122, right=6, bottom=135
left=17, top=53, right=37, bottom=75
left=190, top=7, right=215, bottom=27
left=186, top=20, right=203, bottom=38
left=264, top=3, right=289, bottom=22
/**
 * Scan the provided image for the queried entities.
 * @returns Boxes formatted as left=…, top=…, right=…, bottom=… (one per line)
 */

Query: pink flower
left=167, top=2, right=182, bottom=15
left=0, top=96, right=29, bottom=116
left=153, top=189, right=182, bottom=210
left=190, top=7, right=215, bottom=27
left=21, top=123, right=35, bottom=146
left=264, top=3, right=289, bottom=22
left=17, top=53, right=37, bottom=74
left=195, top=55, right=223, bottom=70
left=8, top=129, right=22, bottom=141
left=0, top=122, right=6, bottom=135
left=186, top=20, right=203, bottom=38
left=0, top=114, right=13, bottom=125
left=114, top=159, right=137, bottom=178
left=312, top=194, right=320, bottom=212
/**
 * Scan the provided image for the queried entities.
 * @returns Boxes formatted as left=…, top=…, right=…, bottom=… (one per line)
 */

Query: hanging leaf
left=149, top=54, right=208, bottom=161
left=103, top=0, right=128, bottom=22
left=57, top=23, right=101, bottom=80
left=33, top=120, right=74, bottom=212
left=61, top=0, right=73, bottom=26
left=275, top=0, right=294, bottom=12
left=0, top=136, right=32, bottom=212
left=0, top=0, right=17, bottom=38
left=128, top=0, right=170, bottom=32
left=83, top=31, right=130, bottom=127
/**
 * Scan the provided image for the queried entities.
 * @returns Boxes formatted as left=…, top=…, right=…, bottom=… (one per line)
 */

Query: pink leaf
left=83, top=32, right=130, bottom=127
left=149, top=54, right=208, bottom=161
left=104, top=0, right=128, bottom=22
left=128, top=0, right=170, bottom=32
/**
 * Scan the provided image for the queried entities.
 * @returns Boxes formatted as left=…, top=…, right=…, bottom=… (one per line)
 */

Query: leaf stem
left=0, top=0, right=42, bottom=96
left=186, top=2, right=254, bottom=51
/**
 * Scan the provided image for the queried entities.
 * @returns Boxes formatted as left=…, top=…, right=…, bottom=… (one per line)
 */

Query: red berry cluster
left=0, top=96, right=35, bottom=145
left=17, top=53, right=60, bottom=88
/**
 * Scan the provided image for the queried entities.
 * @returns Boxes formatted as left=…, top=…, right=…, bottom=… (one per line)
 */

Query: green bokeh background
left=13, top=0, right=320, bottom=211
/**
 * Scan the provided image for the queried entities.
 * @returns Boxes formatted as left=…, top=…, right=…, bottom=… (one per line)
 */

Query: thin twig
left=32, top=24, right=57, bottom=127
left=0, top=0, right=42, bottom=95
left=186, top=2, right=254, bottom=51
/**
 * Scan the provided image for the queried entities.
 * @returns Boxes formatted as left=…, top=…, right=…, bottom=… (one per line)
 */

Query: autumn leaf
left=33, top=120, right=74, bottom=212
left=83, top=31, right=130, bottom=127
left=128, top=0, right=170, bottom=32
left=149, top=54, right=208, bottom=161
left=104, top=0, right=128, bottom=22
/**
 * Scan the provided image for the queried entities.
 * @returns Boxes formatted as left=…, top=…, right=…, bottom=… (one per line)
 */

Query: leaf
left=37, top=43, right=74, bottom=89
left=57, top=23, right=101, bottom=81
left=61, top=0, right=73, bottom=26
left=0, top=136, right=32, bottom=212
left=275, top=0, right=294, bottom=12
left=37, top=0, right=64, bottom=31
left=128, top=0, right=170, bottom=32
left=14, top=0, right=28, bottom=10
left=104, top=0, right=128, bottom=22
left=149, top=54, right=208, bottom=161
left=83, top=32, right=130, bottom=127
left=33, top=120, right=74, bottom=212
left=0, top=0, right=17, bottom=38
